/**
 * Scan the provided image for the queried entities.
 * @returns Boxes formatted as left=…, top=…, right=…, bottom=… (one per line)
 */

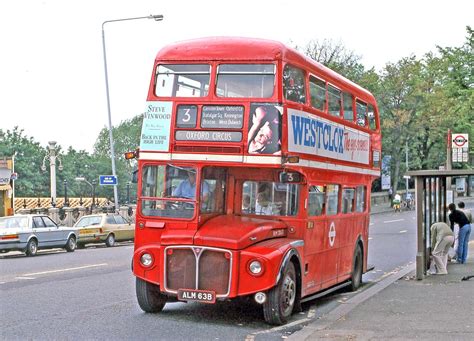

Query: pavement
left=289, top=198, right=474, bottom=340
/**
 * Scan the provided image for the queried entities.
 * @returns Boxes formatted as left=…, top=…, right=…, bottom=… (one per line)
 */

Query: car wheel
left=263, top=261, right=296, bottom=325
left=25, top=239, right=38, bottom=257
left=65, top=236, right=76, bottom=252
left=105, top=234, right=115, bottom=247
left=350, top=245, right=363, bottom=291
left=136, top=278, right=167, bottom=313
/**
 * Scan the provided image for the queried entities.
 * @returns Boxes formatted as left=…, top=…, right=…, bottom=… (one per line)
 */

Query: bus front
left=132, top=38, right=302, bottom=325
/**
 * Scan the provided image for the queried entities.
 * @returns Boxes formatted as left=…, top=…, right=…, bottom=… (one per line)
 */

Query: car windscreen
left=0, top=216, right=29, bottom=228
left=75, top=216, right=102, bottom=227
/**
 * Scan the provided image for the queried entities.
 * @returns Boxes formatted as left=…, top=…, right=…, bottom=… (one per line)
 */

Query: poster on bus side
left=139, top=101, right=172, bottom=152
left=287, top=108, right=370, bottom=164
left=247, top=103, right=282, bottom=155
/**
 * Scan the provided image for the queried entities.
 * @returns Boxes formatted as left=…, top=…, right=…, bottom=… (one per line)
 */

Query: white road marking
left=15, top=276, right=35, bottom=280
left=368, top=237, right=373, bottom=240
left=399, top=230, right=407, bottom=234
left=383, top=219, right=404, bottom=223
left=23, top=263, right=108, bottom=276
left=369, top=223, right=374, bottom=226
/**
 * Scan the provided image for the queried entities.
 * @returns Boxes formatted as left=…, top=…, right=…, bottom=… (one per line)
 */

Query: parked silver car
left=0, top=214, right=77, bottom=256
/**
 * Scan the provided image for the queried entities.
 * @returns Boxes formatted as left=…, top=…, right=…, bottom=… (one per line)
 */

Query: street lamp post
left=64, top=179, right=69, bottom=207
left=42, top=141, right=63, bottom=206
left=75, top=177, right=96, bottom=213
left=101, top=14, right=164, bottom=211
left=126, top=182, right=131, bottom=205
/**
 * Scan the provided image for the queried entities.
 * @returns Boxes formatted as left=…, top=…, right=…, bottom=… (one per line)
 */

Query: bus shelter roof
left=406, top=169, right=474, bottom=177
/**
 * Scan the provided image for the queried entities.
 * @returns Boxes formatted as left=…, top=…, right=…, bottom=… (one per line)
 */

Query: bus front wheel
left=136, top=278, right=167, bottom=313
left=263, top=262, right=296, bottom=325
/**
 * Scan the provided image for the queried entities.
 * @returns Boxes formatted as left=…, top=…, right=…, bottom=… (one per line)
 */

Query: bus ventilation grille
left=173, top=145, right=242, bottom=154
left=165, top=247, right=231, bottom=296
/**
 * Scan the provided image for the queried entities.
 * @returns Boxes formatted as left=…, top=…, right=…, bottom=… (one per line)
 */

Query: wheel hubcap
left=30, top=243, right=37, bottom=254
left=282, top=275, right=296, bottom=312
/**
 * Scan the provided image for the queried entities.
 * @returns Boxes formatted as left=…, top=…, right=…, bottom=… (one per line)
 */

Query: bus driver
left=172, top=170, right=210, bottom=204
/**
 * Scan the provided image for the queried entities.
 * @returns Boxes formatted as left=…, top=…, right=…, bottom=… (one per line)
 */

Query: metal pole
left=101, top=14, right=164, bottom=212
left=101, top=26, right=119, bottom=210
left=415, top=176, right=425, bottom=280
left=405, top=141, right=409, bottom=200
left=48, top=141, right=57, bottom=204
left=64, top=180, right=68, bottom=207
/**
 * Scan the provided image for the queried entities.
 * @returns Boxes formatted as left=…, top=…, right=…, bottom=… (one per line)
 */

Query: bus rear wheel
left=136, top=278, right=167, bottom=313
left=263, top=262, right=296, bottom=325
left=350, top=245, right=363, bottom=291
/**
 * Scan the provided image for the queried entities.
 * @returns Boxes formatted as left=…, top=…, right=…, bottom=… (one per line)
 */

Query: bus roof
left=155, top=36, right=374, bottom=101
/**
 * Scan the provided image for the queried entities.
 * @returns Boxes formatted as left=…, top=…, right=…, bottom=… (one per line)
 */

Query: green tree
left=376, top=56, right=422, bottom=193
left=297, top=39, right=367, bottom=82
left=0, top=127, right=48, bottom=197
left=93, top=114, right=142, bottom=203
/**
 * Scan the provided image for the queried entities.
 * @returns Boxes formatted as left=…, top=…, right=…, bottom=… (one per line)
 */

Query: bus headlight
left=249, top=260, right=263, bottom=275
left=140, top=253, right=153, bottom=267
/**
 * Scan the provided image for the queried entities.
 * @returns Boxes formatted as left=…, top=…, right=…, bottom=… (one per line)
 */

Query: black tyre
left=65, top=236, right=76, bottom=252
left=136, top=278, right=167, bottom=313
left=105, top=234, right=115, bottom=247
left=25, top=239, right=38, bottom=257
left=263, top=261, right=296, bottom=325
left=350, top=245, right=363, bottom=291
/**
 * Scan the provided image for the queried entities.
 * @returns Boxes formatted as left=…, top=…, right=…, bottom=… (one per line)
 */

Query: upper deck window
left=155, top=64, right=210, bottom=97
left=343, top=92, right=354, bottom=121
left=309, top=76, right=326, bottom=111
left=356, top=100, right=368, bottom=127
left=368, top=104, right=377, bottom=130
left=328, top=85, right=342, bottom=116
left=283, top=65, right=306, bottom=104
left=216, top=64, right=275, bottom=98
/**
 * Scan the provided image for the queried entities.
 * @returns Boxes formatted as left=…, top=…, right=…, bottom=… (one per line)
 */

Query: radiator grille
left=165, top=246, right=231, bottom=296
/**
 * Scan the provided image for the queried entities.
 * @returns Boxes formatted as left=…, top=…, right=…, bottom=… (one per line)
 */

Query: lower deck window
left=242, top=181, right=299, bottom=216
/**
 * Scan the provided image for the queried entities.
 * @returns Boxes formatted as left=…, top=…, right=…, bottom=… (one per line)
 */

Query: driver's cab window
left=141, top=164, right=198, bottom=219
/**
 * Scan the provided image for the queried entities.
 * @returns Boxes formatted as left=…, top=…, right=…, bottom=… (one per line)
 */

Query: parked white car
left=0, top=214, right=77, bottom=256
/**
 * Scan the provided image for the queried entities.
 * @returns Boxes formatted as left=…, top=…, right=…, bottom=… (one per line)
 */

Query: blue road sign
left=99, top=175, right=117, bottom=186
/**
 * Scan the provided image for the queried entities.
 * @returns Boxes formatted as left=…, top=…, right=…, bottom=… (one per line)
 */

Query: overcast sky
left=1, top=0, right=472, bottom=153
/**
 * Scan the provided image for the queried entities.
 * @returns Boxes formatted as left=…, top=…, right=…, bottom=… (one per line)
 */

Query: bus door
left=338, top=187, right=356, bottom=280
left=320, top=184, right=341, bottom=288
left=303, top=185, right=326, bottom=294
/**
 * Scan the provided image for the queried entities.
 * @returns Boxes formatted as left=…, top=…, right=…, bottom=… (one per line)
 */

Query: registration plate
left=79, top=229, right=96, bottom=235
left=177, top=289, right=216, bottom=304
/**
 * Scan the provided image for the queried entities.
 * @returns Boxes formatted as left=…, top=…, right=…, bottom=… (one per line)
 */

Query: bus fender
left=275, top=242, right=303, bottom=285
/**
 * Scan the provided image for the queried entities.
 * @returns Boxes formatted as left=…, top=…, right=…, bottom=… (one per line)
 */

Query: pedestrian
left=429, top=222, right=455, bottom=275
left=458, top=201, right=473, bottom=223
left=388, top=187, right=393, bottom=201
left=393, top=192, right=401, bottom=212
left=448, top=203, right=472, bottom=264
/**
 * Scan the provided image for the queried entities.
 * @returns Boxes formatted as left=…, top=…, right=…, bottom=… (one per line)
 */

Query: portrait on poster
left=247, top=104, right=282, bottom=155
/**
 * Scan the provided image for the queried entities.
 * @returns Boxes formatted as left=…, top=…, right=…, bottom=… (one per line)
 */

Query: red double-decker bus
left=129, top=37, right=381, bottom=325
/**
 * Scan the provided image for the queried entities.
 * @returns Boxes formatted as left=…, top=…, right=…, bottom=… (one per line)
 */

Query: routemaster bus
left=128, top=37, right=381, bottom=325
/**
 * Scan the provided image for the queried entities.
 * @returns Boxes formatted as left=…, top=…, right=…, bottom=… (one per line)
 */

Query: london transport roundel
left=329, top=222, right=336, bottom=247
left=452, top=134, right=467, bottom=147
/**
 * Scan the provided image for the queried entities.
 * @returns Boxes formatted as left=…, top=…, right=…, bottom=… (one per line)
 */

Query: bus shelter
left=406, top=169, right=474, bottom=280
